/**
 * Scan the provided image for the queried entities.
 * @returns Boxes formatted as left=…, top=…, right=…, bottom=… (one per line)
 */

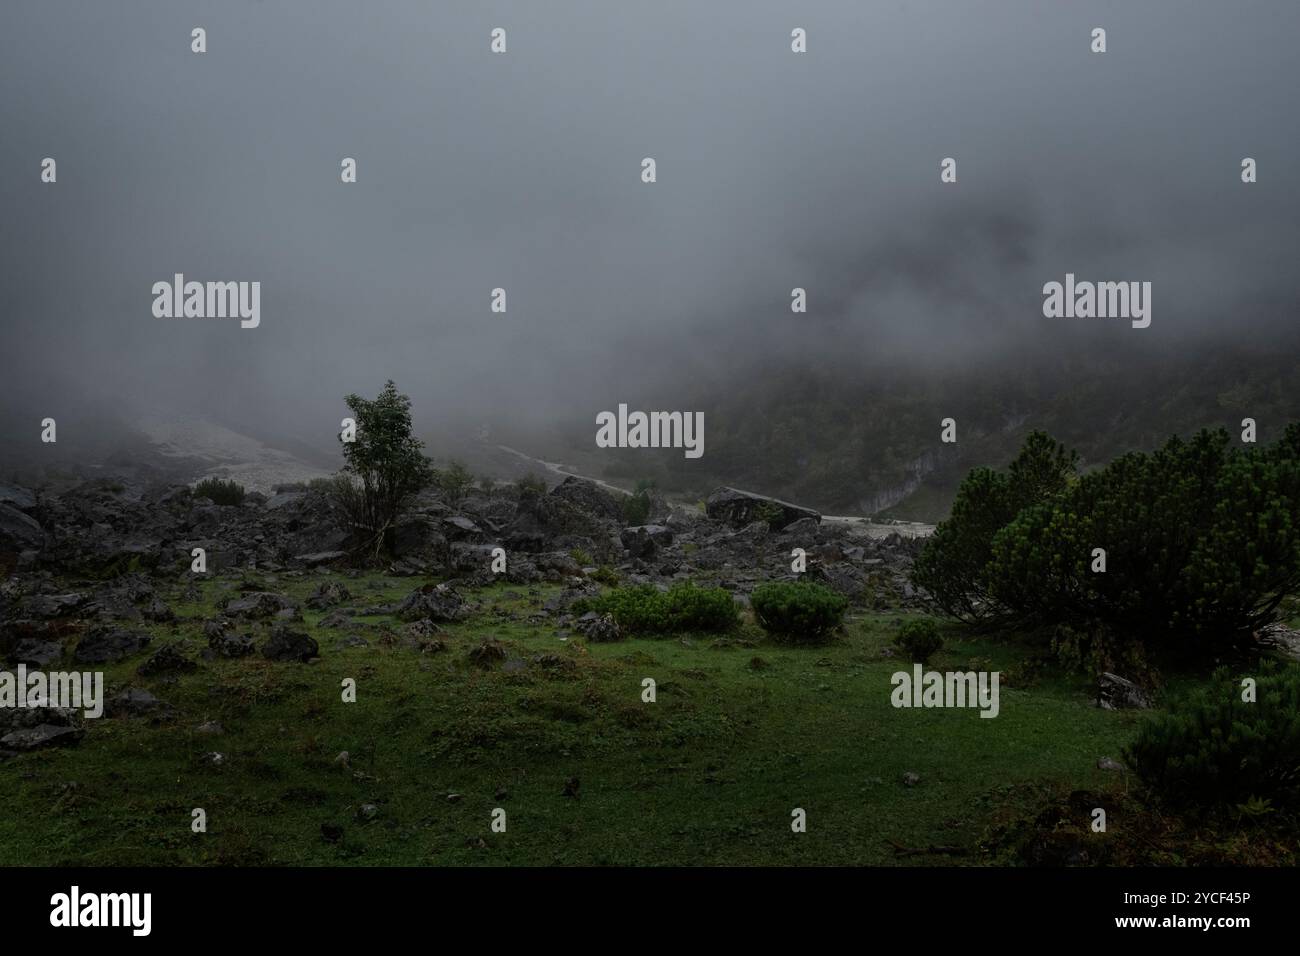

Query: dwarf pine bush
left=914, top=425, right=1300, bottom=662
left=893, top=618, right=944, bottom=664
left=1124, top=663, right=1300, bottom=811
left=750, top=580, right=848, bottom=644
left=194, top=477, right=246, bottom=506
left=574, top=583, right=737, bottom=635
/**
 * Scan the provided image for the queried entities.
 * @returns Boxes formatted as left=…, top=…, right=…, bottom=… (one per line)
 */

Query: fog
left=2, top=0, right=1297, bottom=461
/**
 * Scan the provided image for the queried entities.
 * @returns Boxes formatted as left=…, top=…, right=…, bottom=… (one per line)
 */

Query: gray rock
left=223, top=592, right=296, bottom=620
left=705, top=487, right=820, bottom=531
left=205, top=620, right=255, bottom=659
left=0, top=484, right=37, bottom=513
left=305, top=580, right=351, bottom=610
left=106, top=688, right=166, bottom=717
left=574, top=611, right=622, bottom=643
left=1, top=723, right=83, bottom=751
left=261, top=624, right=319, bottom=663
left=20, top=592, right=85, bottom=619
left=443, top=515, right=483, bottom=536
left=11, top=638, right=63, bottom=666
left=295, top=550, right=348, bottom=568
left=1097, top=672, right=1153, bottom=710
left=74, top=625, right=151, bottom=664
left=137, top=642, right=198, bottom=676
left=0, top=503, right=44, bottom=553
left=394, top=584, right=465, bottom=623
left=621, top=524, right=674, bottom=560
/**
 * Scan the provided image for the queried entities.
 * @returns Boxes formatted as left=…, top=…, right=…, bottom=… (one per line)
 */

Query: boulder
left=295, top=550, right=348, bottom=568
left=10, top=639, right=63, bottom=666
left=261, top=624, right=319, bottom=663
left=106, top=688, right=168, bottom=718
left=705, top=487, right=820, bottom=531
left=223, top=592, right=297, bottom=620
left=74, top=625, right=151, bottom=664
left=1, top=724, right=83, bottom=751
left=1097, top=672, right=1152, bottom=710
left=0, top=484, right=37, bottom=514
left=621, top=525, right=674, bottom=560
left=574, top=611, right=622, bottom=643
left=204, top=620, right=256, bottom=658
left=0, top=503, right=44, bottom=554
left=394, top=584, right=466, bottom=623
left=304, top=580, right=352, bottom=610
left=19, top=592, right=85, bottom=619
left=547, top=476, right=625, bottom=522
left=137, top=643, right=198, bottom=676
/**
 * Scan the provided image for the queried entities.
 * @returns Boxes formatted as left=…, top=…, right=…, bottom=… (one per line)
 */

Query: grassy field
left=0, top=572, right=1155, bottom=866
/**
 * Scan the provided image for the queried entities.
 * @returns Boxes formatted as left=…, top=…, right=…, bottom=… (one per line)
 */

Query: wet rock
left=141, top=597, right=174, bottom=623
left=443, top=515, right=483, bottom=538
left=316, top=609, right=353, bottom=629
left=0, top=503, right=45, bottom=554
left=620, top=524, right=673, bottom=560
left=547, top=476, right=625, bottom=522
left=574, top=611, right=622, bottom=643
left=1, top=723, right=83, bottom=751
left=305, top=580, right=352, bottom=610
left=11, top=638, right=63, bottom=666
left=705, top=487, right=820, bottom=531
left=106, top=688, right=168, bottom=718
left=394, top=584, right=466, bottom=623
left=138, top=642, right=198, bottom=676
left=223, top=591, right=297, bottom=620
left=295, top=551, right=348, bottom=568
left=1097, top=672, right=1152, bottom=710
left=260, top=624, right=319, bottom=663
left=0, top=484, right=37, bottom=514
left=205, top=620, right=255, bottom=659
left=19, top=592, right=85, bottom=619
left=74, top=625, right=151, bottom=664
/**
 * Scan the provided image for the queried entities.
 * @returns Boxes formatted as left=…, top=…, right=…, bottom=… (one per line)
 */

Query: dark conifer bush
left=750, top=580, right=848, bottom=644
left=1124, top=663, right=1300, bottom=811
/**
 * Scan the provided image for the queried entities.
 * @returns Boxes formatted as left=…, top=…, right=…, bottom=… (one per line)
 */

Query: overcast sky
left=2, top=0, right=1297, bottom=450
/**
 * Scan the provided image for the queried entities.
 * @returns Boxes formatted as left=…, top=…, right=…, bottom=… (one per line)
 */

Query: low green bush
left=750, top=581, right=848, bottom=644
left=194, top=477, right=246, bottom=506
left=1124, top=663, right=1300, bottom=812
left=573, top=583, right=737, bottom=635
left=893, top=618, right=944, bottom=664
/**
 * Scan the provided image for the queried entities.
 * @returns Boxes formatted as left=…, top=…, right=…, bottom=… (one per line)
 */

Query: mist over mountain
left=3, top=1, right=1297, bottom=516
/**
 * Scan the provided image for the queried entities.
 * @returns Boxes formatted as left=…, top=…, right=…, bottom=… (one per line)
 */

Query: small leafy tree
left=622, top=478, right=656, bottom=526
left=433, top=459, right=474, bottom=506
left=517, top=472, right=548, bottom=497
left=335, top=381, right=432, bottom=560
